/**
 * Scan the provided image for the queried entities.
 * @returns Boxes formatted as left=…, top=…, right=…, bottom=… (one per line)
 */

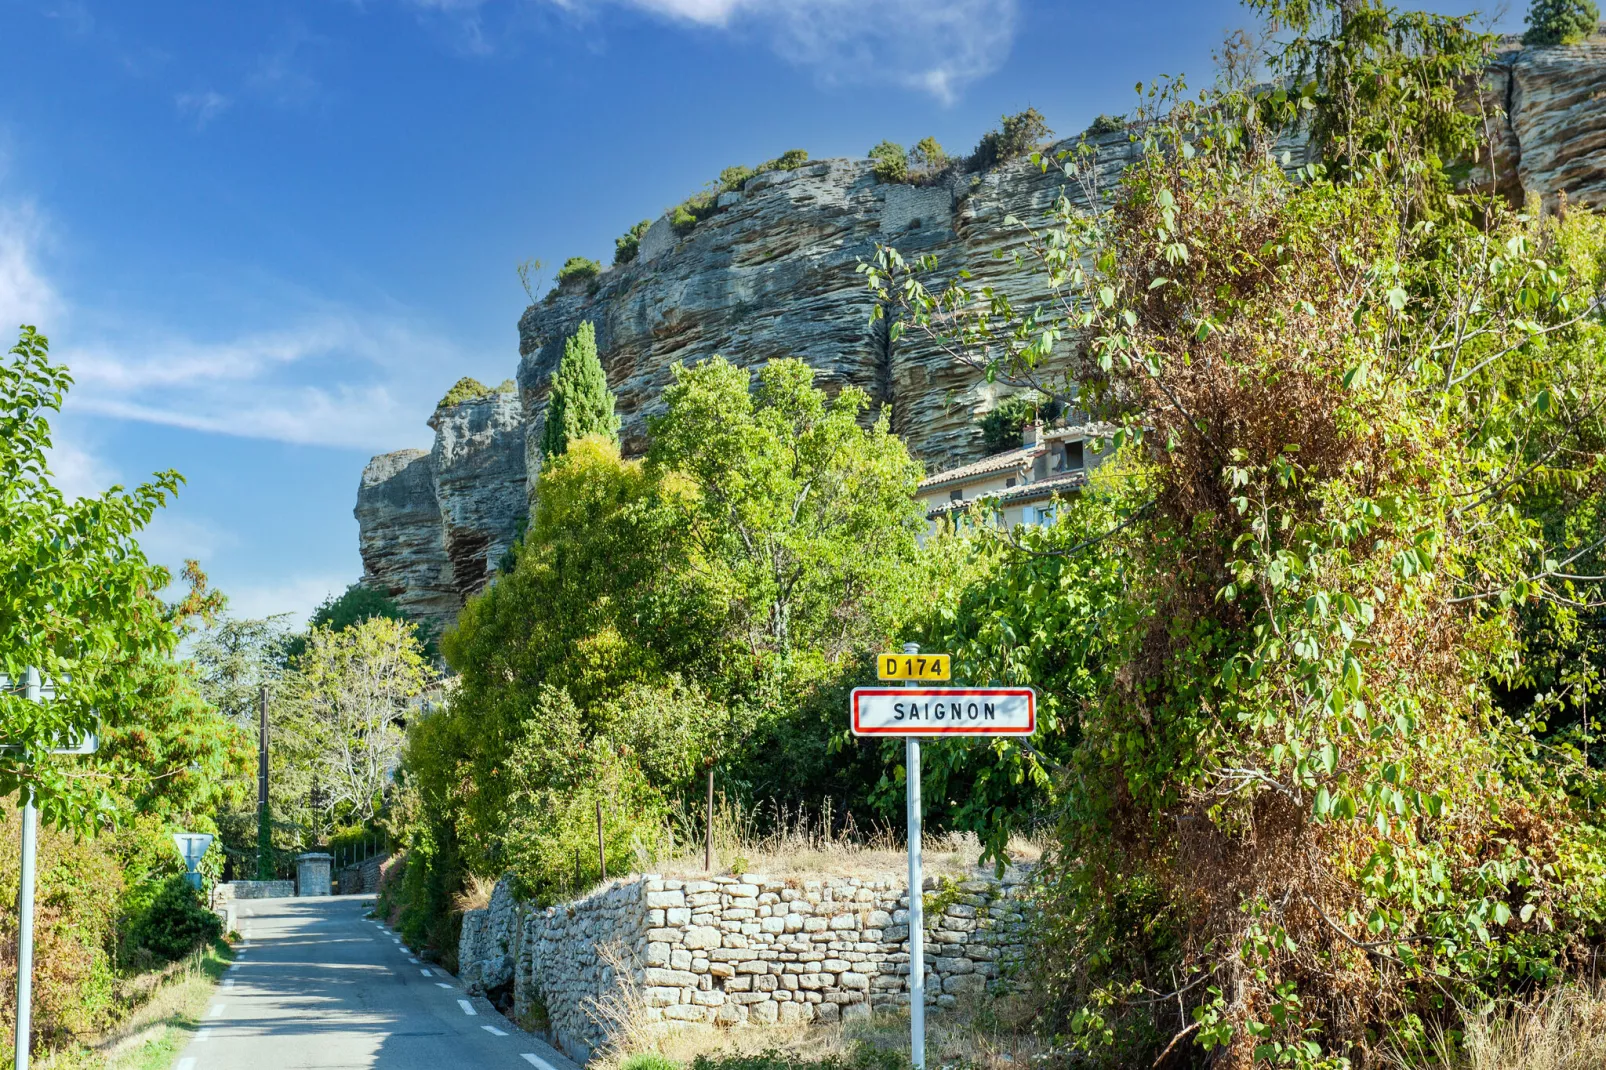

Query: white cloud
left=0, top=182, right=450, bottom=454
left=175, top=89, right=232, bottom=129
left=0, top=201, right=64, bottom=330
left=408, top=0, right=1017, bottom=101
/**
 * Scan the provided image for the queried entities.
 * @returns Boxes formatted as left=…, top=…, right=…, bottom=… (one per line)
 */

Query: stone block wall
left=215, top=880, right=296, bottom=900
left=459, top=870, right=1032, bottom=1063
left=337, top=854, right=389, bottom=895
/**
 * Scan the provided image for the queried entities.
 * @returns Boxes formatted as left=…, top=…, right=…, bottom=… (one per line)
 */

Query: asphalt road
left=175, top=895, right=577, bottom=1070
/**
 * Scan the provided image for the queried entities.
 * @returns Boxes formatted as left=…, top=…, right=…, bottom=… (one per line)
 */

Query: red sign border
left=850, top=687, right=1036, bottom=736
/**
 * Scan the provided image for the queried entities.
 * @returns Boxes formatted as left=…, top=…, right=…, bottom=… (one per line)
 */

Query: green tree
left=275, top=616, right=433, bottom=838
left=647, top=357, right=926, bottom=660
left=538, top=322, right=620, bottom=461
left=0, top=327, right=189, bottom=829
left=969, top=107, right=1051, bottom=170
left=1524, top=0, right=1600, bottom=45
left=868, top=140, right=908, bottom=182
left=910, top=137, right=946, bottom=169
left=614, top=219, right=652, bottom=265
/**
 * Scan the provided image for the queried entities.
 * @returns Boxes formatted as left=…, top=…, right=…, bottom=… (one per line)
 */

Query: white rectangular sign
left=850, top=687, right=1036, bottom=736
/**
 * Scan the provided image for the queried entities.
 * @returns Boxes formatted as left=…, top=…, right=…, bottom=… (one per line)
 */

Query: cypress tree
left=538, top=321, right=620, bottom=460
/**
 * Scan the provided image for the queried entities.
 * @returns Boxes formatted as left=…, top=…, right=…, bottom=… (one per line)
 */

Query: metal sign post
left=2, top=667, right=99, bottom=1070
left=901, top=643, right=926, bottom=1070
left=852, top=654, right=1038, bottom=1070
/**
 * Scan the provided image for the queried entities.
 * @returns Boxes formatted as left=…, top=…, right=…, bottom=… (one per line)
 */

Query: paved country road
left=175, top=896, right=578, bottom=1070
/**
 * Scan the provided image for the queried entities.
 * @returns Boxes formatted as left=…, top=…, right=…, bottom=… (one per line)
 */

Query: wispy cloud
left=0, top=186, right=452, bottom=454
left=175, top=89, right=232, bottom=129
left=405, top=0, right=1017, bottom=101
left=248, top=24, right=328, bottom=107
left=222, top=572, right=349, bottom=624
left=0, top=200, right=64, bottom=330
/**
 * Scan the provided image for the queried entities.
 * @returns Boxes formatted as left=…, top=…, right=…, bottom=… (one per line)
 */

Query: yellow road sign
left=877, top=652, right=950, bottom=681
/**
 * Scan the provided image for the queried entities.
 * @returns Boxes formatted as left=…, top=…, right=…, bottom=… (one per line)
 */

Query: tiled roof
left=917, top=422, right=1116, bottom=491
left=924, top=470, right=1088, bottom=518
left=917, top=447, right=1034, bottom=490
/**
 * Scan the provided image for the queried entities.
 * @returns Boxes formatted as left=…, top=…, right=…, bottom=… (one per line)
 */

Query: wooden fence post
left=596, top=799, right=607, bottom=882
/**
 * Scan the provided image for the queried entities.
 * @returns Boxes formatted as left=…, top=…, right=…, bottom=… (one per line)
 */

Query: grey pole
left=902, top=642, right=925, bottom=1070
left=15, top=667, right=41, bottom=1070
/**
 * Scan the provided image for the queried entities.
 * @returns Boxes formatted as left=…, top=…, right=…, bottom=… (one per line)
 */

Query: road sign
left=850, top=687, right=1036, bottom=736
left=173, top=833, right=214, bottom=872
left=876, top=652, right=950, bottom=681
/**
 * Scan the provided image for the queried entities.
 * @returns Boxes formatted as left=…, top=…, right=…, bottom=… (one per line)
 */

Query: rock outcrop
left=1484, top=40, right=1606, bottom=210
left=358, top=39, right=1606, bottom=630
left=356, top=387, right=526, bottom=634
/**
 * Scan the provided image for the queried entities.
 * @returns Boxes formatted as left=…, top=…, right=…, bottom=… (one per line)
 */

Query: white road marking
left=222, top=979, right=235, bottom=989
left=196, top=1029, right=213, bottom=1043
left=420, top=968, right=433, bottom=977
left=482, top=1025, right=509, bottom=1036
left=178, top=1060, right=197, bottom=1070
left=408, top=956, right=419, bottom=963
left=436, top=982, right=453, bottom=989
left=209, top=1004, right=226, bottom=1018
left=457, top=999, right=477, bottom=1016
left=522, top=1054, right=559, bottom=1070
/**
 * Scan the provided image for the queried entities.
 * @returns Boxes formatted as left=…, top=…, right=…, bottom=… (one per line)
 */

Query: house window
left=1067, top=441, right=1085, bottom=469
left=1025, top=504, right=1057, bottom=528
left=949, top=488, right=963, bottom=501
left=1005, top=477, right=1017, bottom=488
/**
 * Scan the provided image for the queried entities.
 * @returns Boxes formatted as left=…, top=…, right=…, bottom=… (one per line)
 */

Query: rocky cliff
left=357, top=38, right=1606, bottom=632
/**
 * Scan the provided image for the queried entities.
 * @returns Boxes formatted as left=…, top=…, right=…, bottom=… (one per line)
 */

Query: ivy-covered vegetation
left=862, top=1, right=1606, bottom=1065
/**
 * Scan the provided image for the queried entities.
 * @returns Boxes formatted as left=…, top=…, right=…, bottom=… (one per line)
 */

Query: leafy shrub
left=131, top=876, right=222, bottom=962
left=614, top=219, right=652, bottom=265
left=910, top=136, right=946, bottom=169
left=1523, top=0, right=1599, bottom=44
left=757, top=148, right=809, bottom=172
left=622, top=1054, right=679, bottom=1070
left=666, top=152, right=811, bottom=239
left=718, top=164, right=756, bottom=192
left=976, top=392, right=1058, bottom=453
left=969, top=107, right=1052, bottom=170
left=437, top=376, right=493, bottom=410
left=1084, top=113, right=1125, bottom=136
left=868, top=140, right=908, bottom=183
left=556, top=256, right=602, bottom=287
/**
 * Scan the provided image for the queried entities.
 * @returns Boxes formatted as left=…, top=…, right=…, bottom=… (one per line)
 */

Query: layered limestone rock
left=358, top=41, right=1606, bottom=623
left=1484, top=39, right=1606, bottom=210
left=355, top=388, right=526, bottom=634
left=515, top=142, right=1138, bottom=489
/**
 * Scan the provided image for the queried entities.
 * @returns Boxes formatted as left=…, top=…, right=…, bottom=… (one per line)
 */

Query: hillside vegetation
left=384, top=2, right=1606, bottom=1066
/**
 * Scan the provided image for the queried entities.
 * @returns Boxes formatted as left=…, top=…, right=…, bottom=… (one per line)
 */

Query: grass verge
left=42, top=939, right=234, bottom=1070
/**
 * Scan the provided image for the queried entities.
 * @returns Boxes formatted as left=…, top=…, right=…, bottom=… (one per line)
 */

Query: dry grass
left=591, top=996, right=1048, bottom=1070
left=453, top=872, right=498, bottom=914
left=1384, top=983, right=1606, bottom=1070
left=654, top=795, right=1041, bottom=883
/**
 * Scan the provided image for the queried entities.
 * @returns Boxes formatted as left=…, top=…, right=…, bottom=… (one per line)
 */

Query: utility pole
left=257, top=684, right=271, bottom=880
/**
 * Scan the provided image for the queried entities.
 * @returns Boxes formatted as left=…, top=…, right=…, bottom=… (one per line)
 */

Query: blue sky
left=0, top=0, right=1520, bottom=625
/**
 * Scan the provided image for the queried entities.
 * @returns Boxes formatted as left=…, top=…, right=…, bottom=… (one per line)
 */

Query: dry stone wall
left=459, top=870, right=1032, bottom=1064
